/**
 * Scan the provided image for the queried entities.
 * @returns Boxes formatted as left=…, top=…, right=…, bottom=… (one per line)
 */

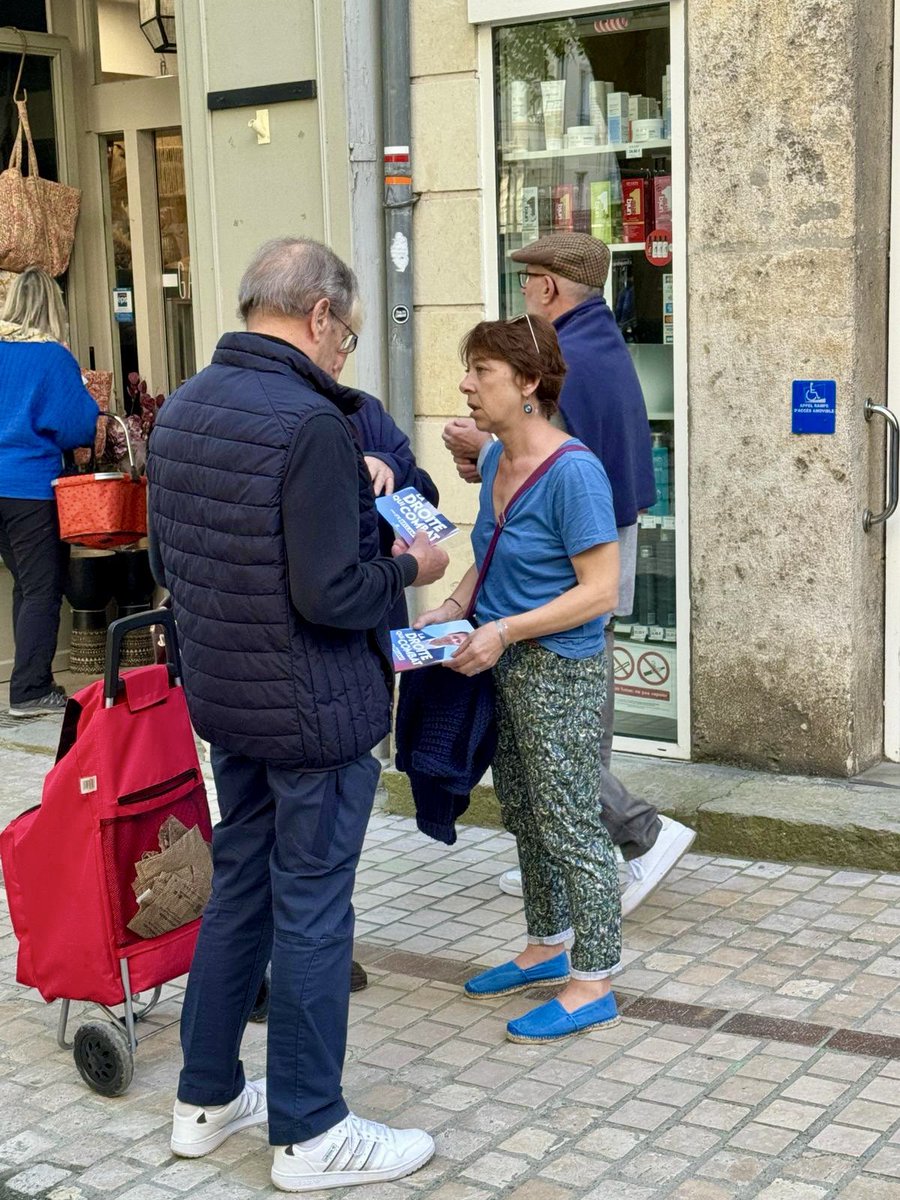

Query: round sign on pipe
left=392, top=305, right=410, bottom=325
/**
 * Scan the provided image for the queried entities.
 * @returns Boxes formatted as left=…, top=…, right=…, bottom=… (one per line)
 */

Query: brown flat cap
left=510, top=232, right=610, bottom=289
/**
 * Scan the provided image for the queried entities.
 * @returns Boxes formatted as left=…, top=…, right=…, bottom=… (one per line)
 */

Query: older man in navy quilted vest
left=148, top=238, right=447, bottom=1192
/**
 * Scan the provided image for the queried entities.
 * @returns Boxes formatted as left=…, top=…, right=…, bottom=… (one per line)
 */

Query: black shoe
left=350, top=960, right=368, bottom=992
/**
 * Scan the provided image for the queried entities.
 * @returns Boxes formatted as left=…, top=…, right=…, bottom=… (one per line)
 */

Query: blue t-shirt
left=472, top=439, right=618, bottom=659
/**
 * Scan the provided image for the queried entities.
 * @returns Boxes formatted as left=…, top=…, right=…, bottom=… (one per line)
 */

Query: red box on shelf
left=621, top=178, right=648, bottom=243
left=552, top=184, right=574, bottom=232
left=653, top=174, right=673, bottom=232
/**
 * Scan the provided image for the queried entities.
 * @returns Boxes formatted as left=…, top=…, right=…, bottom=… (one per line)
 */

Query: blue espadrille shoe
left=463, top=951, right=569, bottom=999
left=506, top=991, right=619, bottom=1043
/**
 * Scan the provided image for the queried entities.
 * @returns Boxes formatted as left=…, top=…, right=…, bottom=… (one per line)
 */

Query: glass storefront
left=493, top=5, right=680, bottom=746
left=154, top=130, right=195, bottom=392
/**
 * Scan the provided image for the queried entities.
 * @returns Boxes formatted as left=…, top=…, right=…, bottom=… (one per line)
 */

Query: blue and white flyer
left=390, top=621, right=474, bottom=672
left=376, top=488, right=458, bottom=545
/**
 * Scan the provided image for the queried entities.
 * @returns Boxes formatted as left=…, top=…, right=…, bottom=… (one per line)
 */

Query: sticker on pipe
left=392, top=305, right=410, bottom=325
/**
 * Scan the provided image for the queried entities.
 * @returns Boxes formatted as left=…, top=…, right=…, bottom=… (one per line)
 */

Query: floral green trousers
left=493, top=641, right=621, bottom=979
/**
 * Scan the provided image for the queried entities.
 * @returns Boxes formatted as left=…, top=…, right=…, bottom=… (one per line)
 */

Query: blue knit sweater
left=0, top=338, right=99, bottom=500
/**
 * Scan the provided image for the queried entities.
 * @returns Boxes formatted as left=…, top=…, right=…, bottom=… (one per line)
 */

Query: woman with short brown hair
left=414, top=314, right=623, bottom=1043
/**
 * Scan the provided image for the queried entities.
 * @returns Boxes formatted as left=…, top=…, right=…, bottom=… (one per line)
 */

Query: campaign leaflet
left=375, top=488, right=458, bottom=545
left=390, top=621, right=473, bottom=672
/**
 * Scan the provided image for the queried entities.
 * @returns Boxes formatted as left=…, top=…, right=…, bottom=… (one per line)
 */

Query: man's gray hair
left=237, top=237, right=358, bottom=323
left=557, top=277, right=603, bottom=304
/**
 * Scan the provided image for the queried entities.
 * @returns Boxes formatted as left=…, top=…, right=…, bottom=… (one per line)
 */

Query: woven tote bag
left=0, top=98, right=81, bottom=277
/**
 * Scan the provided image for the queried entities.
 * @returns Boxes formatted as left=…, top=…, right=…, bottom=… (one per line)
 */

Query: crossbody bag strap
left=465, top=441, right=584, bottom=621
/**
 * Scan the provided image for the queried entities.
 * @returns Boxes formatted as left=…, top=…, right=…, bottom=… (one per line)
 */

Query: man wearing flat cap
left=443, top=231, right=695, bottom=915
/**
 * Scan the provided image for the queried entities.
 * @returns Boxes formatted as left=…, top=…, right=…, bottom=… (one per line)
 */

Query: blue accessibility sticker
left=792, top=380, right=836, bottom=434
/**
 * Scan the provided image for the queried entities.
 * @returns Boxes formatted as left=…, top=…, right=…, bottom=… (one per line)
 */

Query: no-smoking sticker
left=637, top=650, right=670, bottom=686
left=613, top=647, right=634, bottom=681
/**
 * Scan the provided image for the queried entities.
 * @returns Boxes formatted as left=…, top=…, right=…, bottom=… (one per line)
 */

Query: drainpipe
left=381, top=0, right=415, bottom=437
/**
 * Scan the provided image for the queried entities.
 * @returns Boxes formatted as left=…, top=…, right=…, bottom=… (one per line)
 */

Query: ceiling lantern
left=139, top=0, right=176, bottom=54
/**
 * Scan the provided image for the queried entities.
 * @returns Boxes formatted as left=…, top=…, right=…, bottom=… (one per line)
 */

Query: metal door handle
left=177, top=260, right=191, bottom=301
left=863, top=398, right=900, bottom=531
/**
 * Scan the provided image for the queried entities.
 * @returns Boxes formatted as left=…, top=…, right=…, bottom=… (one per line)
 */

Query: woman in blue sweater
left=0, top=268, right=99, bottom=716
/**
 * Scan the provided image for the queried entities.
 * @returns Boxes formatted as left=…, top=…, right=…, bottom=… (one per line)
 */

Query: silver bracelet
left=496, top=619, right=510, bottom=649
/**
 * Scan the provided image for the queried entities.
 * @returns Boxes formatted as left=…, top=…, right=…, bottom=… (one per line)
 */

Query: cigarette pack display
left=521, top=185, right=539, bottom=243
left=655, top=528, right=677, bottom=627
left=590, top=181, right=613, bottom=243
left=552, top=184, right=574, bottom=232
left=633, top=539, right=658, bottom=628
left=621, top=177, right=648, bottom=242
left=607, top=92, right=630, bottom=143
left=654, top=174, right=673, bottom=231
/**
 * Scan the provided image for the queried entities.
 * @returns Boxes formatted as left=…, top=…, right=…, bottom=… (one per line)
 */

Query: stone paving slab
left=0, top=704, right=900, bottom=1197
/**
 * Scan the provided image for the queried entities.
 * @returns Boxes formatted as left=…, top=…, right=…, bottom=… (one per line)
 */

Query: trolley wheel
left=73, top=1021, right=134, bottom=1097
left=249, top=968, right=271, bottom=1023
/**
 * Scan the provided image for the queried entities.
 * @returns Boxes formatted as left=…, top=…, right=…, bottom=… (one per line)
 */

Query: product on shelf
left=629, top=95, right=653, bottom=125
left=663, top=272, right=674, bottom=344
left=521, top=185, right=539, bottom=243
left=590, top=81, right=613, bottom=143
left=621, top=177, right=648, bottom=242
left=633, top=538, right=658, bottom=628
left=590, top=180, right=613, bottom=243
left=510, top=80, right=531, bottom=150
left=540, top=80, right=566, bottom=150
left=653, top=174, right=673, bottom=231
left=649, top=432, right=670, bottom=516
left=552, top=184, right=574, bottom=232
left=662, top=64, right=672, bottom=138
left=655, top=528, right=677, bottom=628
left=607, top=91, right=630, bottom=143
left=567, top=125, right=597, bottom=149
left=632, top=118, right=664, bottom=142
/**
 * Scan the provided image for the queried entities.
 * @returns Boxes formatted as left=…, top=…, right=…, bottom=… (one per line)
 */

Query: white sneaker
left=171, top=1079, right=267, bottom=1157
left=271, top=1112, right=434, bottom=1192
left=498, top=868, right=522, bottom=896
left=620, top=816, right=696, bottom=917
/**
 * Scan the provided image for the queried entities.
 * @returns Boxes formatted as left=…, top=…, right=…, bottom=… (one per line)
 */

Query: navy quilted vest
left=147, top=333, right=392, bottom=769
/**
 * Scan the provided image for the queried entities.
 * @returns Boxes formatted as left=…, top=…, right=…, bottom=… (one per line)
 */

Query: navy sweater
left=555, top=296, right=656, bottom=527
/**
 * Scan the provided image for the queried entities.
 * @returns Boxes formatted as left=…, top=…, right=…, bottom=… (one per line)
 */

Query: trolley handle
left=104, top=609, right=182, bottom=705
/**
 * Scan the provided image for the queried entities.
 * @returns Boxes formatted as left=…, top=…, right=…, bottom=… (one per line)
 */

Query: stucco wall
left=686, top=0, right=892, bottom=775
left=178, top=0, right=352, bottom=368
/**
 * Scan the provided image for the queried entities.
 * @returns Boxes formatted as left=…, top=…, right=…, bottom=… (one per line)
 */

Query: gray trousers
left=598, top=624, right=661, bottom=860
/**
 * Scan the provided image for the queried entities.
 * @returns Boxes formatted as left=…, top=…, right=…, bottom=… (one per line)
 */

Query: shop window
left=154, top=130, right=195, bottom=390
left=494, top=5, right=680, bottom=747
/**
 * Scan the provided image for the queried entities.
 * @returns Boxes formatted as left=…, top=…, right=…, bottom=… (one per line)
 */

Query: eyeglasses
left=517, top=270, right=550, bottom=289
left=509, top=311, right=541, bottom=357
left=331, top=312, right=358, bottom=354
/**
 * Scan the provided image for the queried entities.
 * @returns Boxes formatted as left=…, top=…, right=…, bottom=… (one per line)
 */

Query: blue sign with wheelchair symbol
left=792, top=380, right=836, bottom=434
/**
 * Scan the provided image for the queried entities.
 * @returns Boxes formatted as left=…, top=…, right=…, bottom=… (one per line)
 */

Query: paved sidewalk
left=0, top=705, right=899, bottom=1199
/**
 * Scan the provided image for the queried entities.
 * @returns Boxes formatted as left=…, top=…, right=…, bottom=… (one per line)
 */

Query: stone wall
left=410, top=0, right=484, bottom=612
left=686, top=0, right=892, bottom=775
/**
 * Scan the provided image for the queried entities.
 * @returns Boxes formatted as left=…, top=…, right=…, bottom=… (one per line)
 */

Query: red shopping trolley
left=0, top=610, right=212, bottom=1096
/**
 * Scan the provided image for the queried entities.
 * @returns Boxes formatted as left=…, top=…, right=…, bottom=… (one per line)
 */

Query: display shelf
left=502, top=138, right=671, bottom=163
